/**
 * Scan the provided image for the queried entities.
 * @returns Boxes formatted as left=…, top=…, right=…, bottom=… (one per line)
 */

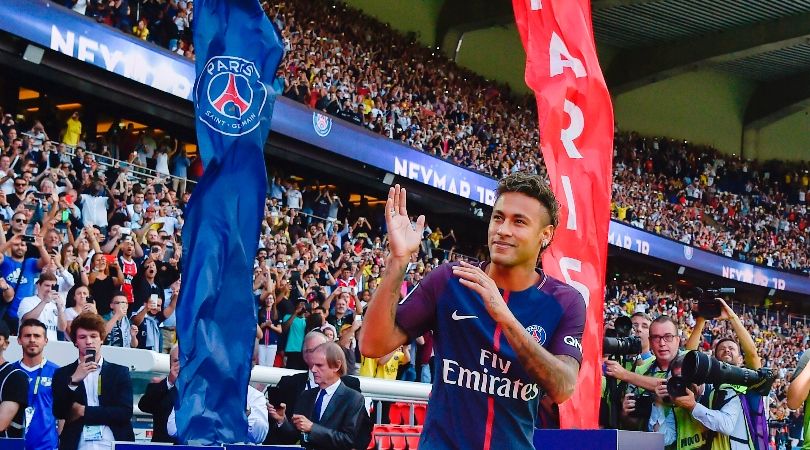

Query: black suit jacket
left=137, top=377, right=177, bottom=443
left=53, top=359, right=135, bottom=450
left=277, top=382, right=372, bottom=450
left=266, top=372, right=361, bottom=445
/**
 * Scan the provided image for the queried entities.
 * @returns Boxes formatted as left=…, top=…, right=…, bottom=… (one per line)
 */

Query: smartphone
left=85, top=348, right=96, bottom=363
left=61, top=210, right=70, bottom=223
left=24, top=204, right=35, bottom=211
left=119, top=227, right=132, bottom=236
left=21, top=235, right=36, bottom=243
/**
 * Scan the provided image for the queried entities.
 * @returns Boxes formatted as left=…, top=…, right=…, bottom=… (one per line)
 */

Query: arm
left=163, top=285, right=179, bottom=318
left=0, top=371, right=26, bottom=433
left=131, top=305, right=148, bottom=326
left=685, top=316, right=706, bottom=351
left=35, top=235, right=52, bottom=270
left=83, top=366, right=133, bottom=427
left=0, top=402, right=20, bottom=434
left=718, top=299, right=761, bottom=369
left=787, top=356, right=810, bottom=410
left=137, top=380, right=169, bottom=415
left=359, top=255, right=410, bottom=357
left=680, top=388, right=742, bottom=435
left=21, top=298, right=50, bottom=322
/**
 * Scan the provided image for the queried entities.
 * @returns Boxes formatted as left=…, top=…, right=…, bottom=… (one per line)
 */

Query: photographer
left=600, top=313, right=650, bottom=428
left=605, top=316, right=681, bottom=430
left=658, top=352, right=754, bottom=450
left=685, top=298, right=768, bottom=449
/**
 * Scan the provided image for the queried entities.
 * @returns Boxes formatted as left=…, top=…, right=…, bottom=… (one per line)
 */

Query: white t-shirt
left=287, top=189, right=302, bottom=209
left=80, top=194, right=109, bottom=227
left=17, top=295, right=60, bottom=341
left=154, top=216, right=180, bottom=235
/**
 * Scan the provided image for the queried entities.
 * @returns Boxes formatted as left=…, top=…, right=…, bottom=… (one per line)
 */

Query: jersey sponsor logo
left=451, top=310, right=478, bottom=321
left=526, top=325, right=547, bottom=345
left=196, top=56, right=267, bottom=136
left=564, top=335, right=582, bottom=353
left=441, top=352, right=540, bottom=402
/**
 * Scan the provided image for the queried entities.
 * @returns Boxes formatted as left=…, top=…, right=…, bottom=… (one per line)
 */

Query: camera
left=603, top=336, right=642, bottom=356
left=628, top=391, right=655, bottom=419
left=679, top=351, right=776, bottom=395
left=692, top=287, right=735, bottom=319
left=603, top=316, right=641, bottom=356
left=666, top=375, right=690, bottom=399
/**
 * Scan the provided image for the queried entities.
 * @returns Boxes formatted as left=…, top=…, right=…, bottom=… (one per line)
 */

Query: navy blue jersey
left=14, top=359, right=59, bottom=450
left=396, top=263, right=585, bottom=450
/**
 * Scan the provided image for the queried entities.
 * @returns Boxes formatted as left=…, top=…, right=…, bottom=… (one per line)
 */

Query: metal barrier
left=5, top=340, right=431, bottom=410
left=21, top=133, right=196, bottom=190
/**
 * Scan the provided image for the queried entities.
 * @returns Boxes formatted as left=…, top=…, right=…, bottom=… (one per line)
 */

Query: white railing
left=6, top=340, right=431, bottom=404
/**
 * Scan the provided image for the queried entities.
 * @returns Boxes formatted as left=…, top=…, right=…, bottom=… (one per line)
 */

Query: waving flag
left=513, top=0, right=614, bottom=428
left=175, top=0, right=283, bottom=444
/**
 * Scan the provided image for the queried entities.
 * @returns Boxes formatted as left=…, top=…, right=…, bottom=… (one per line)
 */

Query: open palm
left=386, top=185, right=425, bottom=258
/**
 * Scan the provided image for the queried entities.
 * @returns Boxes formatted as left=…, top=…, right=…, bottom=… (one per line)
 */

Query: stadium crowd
left=60, top=0, right=810, bottom=275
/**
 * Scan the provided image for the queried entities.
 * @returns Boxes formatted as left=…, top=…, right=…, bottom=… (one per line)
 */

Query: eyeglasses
left=14, top=183, right=26, bottom=187
left=649, top=334, right=677, bottom=343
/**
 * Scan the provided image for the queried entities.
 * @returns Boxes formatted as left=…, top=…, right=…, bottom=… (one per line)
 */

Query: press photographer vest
left=702, top=384, right=754, bottom=450
left=673, top=406, right=710, bottom=450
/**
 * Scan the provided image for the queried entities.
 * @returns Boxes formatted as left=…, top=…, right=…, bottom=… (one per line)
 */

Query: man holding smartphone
left=53, top=312, right=134, bottom=449
left=17, top=273, right=65, bottom=342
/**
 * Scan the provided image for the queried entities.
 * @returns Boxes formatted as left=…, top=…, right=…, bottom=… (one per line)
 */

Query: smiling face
left=487, top=192, right=554, bottom=269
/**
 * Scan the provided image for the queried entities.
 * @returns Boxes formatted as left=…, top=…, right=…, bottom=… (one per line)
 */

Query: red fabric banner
left=513, top=0, right=614, bottom=429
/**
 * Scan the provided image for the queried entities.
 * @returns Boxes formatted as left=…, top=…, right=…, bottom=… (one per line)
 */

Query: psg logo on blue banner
left=312, top=112, right=333, bottom=137
left=195, top=56, right=267, bottom=136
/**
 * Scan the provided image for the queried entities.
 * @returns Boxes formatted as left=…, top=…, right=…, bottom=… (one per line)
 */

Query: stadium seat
left=405, top=425, right=422, bottom=449
left=413, top=403, right=427, bottom=425
left=388, top=402, right=408, bottom=425
left=371, top=425, right=392, bottom=450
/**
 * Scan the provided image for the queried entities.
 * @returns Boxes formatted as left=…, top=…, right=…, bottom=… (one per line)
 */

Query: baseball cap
left=340, top=324, right=353, bottom=334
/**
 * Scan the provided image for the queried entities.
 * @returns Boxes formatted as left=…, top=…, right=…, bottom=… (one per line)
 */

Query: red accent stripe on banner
left=513, top=0, right=614, bottom=429
left=483, top=291, right=510, bottom=449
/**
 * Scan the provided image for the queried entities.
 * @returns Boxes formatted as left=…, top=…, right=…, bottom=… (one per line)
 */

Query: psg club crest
left=195, top=56, right=267, bottom=136
left=312, top=112, right=333, bottom=137
left=526, top=325, right=547, bottom=345
left=683, top=245, right=694, bottom=261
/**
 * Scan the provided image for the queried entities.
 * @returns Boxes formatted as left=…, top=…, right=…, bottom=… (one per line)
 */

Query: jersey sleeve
left=546, top=284, right=586, bottom=364
left=3, top=370, right=28, bottom=409
left=395, top=264, right=450, bottom=341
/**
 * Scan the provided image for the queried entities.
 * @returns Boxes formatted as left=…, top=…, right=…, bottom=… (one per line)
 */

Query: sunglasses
left=13, top=218, right=26, bottom=223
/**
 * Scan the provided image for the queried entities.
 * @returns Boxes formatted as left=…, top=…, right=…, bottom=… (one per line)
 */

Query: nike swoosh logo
left=452, top=310, right=478, bottom=321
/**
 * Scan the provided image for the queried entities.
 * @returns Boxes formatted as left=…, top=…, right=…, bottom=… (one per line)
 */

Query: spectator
left=0, top=320, right=27, bottom=438
left=103, top=291, right=138, bottom=348
left=0, top=233, right=50, bottom=332
left=17, top=273, right=66, bottom=342
left=62, top=112, right=82, bottom=147
left=131, top=279, right=177, bottom=352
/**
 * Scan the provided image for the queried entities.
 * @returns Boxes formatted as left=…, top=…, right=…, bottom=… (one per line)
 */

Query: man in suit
left=138, top=344, right=179, bottom=443
left=52, top=312, right=134, bottom=450
left=265, top=331, right=361, bottom=445
left=269, top=342, right=372, bottom=450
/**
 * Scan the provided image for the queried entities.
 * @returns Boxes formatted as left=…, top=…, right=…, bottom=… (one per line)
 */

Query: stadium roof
left=434, top=0, right=810, bottom=128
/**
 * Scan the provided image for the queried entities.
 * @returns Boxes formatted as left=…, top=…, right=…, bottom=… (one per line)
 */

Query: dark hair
left=36, top=272, right=58, bottom=285
left=713, top=337, right=739, bottom=356
left=69, top=312, right=107, bottom=342
left=19, top=318, right=47, bottom=336
left=650, top=315, right=679, bottom=335
left=496, top=172, right=560, bottom=228
left=315, top=342, right=347, bottom=376
left=0, top=320, right=9, bottom=340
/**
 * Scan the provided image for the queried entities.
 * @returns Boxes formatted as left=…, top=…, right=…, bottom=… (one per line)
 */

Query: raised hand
left=384, top=184, right=425, bottom=259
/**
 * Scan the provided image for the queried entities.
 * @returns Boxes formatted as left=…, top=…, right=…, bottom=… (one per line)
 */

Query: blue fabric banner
left=174, top=0, right=283, bottom=444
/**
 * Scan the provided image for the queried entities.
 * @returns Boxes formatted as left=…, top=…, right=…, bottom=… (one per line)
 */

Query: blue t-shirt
left=1, top=258, right=40, bottom=319
left=14, top=359, right=59, bottom=450
left=282, top=314, right=306, bottom=352
left=396, top=263, right=586, bottom=450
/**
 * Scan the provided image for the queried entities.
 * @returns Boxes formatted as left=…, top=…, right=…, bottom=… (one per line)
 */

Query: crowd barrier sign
left=533, top=429, right=663, bottom=449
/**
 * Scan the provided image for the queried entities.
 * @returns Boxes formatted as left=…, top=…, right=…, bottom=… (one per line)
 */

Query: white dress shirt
left=168, top=385, right=269, bottom=444
left=314, top=378, right=342, bottom=420
left=73, top=358, right=115, bottom=450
